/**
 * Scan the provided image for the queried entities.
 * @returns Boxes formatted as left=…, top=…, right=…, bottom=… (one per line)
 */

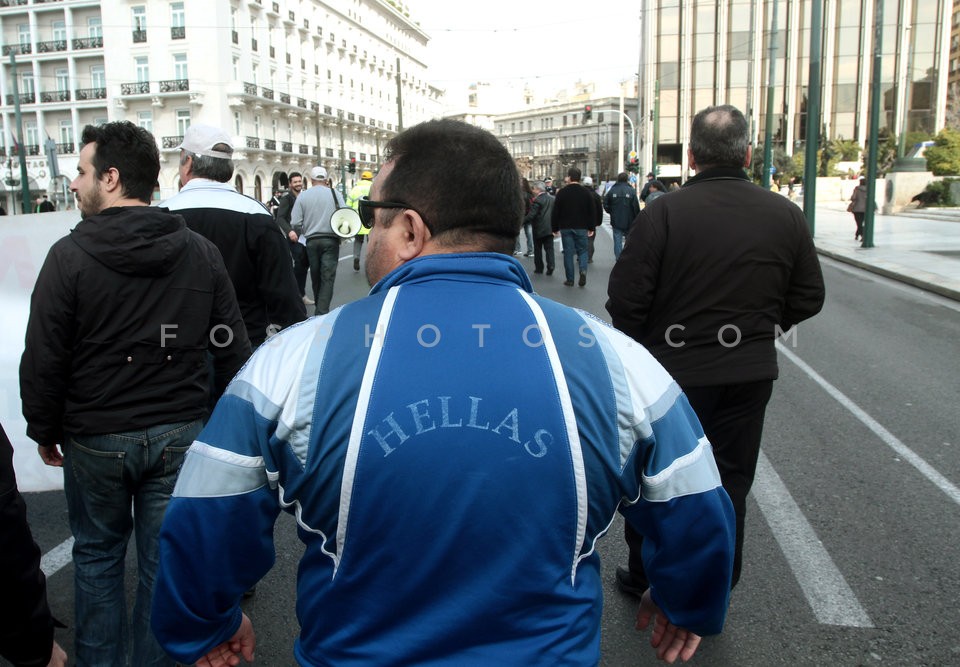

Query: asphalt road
left=10, top=227, right=960, bottom=666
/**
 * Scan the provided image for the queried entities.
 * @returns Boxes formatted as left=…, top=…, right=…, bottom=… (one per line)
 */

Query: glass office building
left=638, top=0, right=952, bottom=178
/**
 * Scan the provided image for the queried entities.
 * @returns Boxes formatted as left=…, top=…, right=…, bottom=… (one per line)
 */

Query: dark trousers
left=853, top=212, right=865, bottom=239
left=625, top=379, right=774, bottom=590
left=289, top=240, right=309, bottom=297
left=533, top=235, right=555, bottom=273
left=305, top=236, right=340, bottom=315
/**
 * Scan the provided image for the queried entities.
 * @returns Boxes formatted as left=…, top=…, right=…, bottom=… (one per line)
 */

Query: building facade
left=637, top=0, right=952, bottom=179
left=0, top=0, right=441, bottom=213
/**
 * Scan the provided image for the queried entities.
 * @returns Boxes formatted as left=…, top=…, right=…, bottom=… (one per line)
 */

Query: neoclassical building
left=0, top=0, right=441, bottom=212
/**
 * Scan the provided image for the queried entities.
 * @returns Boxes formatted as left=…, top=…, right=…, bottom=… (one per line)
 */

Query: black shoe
left=614, top=566, right=647, bottom=598
left=563, top=280, right=574, bottom=286
left=578, top=272, right=587, bottom=287
left=353, top=257, right=360, bottom=271
left=546, top=268, right=554, bottom=276
left=533, top=269, right=543, bottom=274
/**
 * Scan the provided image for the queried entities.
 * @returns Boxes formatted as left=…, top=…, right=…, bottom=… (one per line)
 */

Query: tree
left=750, top=144, right=796, bottom=183
left=924, top=128, right=960, bottom=176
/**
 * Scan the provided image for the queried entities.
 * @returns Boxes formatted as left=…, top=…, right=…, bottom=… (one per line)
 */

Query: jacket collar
left=370, top=253, right=533, bottom=295
left=683, top=166, right=750, bottom=187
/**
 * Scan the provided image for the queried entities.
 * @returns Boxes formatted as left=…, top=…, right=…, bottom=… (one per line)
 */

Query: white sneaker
left=303, top=295, right=315, bottom=305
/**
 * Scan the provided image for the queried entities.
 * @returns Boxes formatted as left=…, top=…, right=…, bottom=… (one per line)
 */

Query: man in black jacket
left=551, top=167, right=598, bottom=287
left=524, top=180, right=555, bottom=275
left=274, top=171, right=311, bottom=304
left=0, top=423, right=67, bottom=667
left=19, top=121, right=251, bottom=667
left=603, top=172, right=640, bottom=259
left=164, top=124, right=306, bottom=347
left=607, top=105, right=825, bottom=596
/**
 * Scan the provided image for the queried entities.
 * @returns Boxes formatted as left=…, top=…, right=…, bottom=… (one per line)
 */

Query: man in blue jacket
left=152, top=119, right=736, bottom=667
left=603, top=172, right=641, bottom=259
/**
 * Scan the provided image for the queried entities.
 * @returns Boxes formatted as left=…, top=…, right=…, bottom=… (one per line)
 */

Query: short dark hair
left=181, top=146, right=234, bottom=183
left=289, top=171, right=302, bottom=181
left=80, top=121, right=160, bottom=203
left=381, top=119, right=522, bottom=253
left=616, top=172, right=629, bottom=183
left=689, top=105, right=750, bottom=169
left=567, top=167, right=582, bottom=182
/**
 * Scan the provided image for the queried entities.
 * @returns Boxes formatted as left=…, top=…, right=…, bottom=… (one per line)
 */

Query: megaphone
left=331, top=208, right=362, bottom=238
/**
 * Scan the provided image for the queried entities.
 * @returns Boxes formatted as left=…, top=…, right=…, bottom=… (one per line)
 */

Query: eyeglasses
left=357, top=196, right=433, bottom=233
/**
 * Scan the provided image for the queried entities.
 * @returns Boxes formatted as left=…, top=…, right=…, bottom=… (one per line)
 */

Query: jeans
left=63, top=419, right=203, bottom=667
left=613, top=228, right=627, bottom=259
left=305, top=236, right=341, bottom=315
left=560, top=229, right=589, bottom=281
left=289, top=240, right=309, bottom=297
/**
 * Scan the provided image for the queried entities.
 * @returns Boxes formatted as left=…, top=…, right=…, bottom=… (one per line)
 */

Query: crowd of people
left=4, top=105, right=824, bottom=667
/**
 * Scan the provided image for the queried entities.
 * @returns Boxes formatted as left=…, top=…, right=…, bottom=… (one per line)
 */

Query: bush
left=913, top=178, right=960, bottom=207
left=924, top=129, right=960, bottom=175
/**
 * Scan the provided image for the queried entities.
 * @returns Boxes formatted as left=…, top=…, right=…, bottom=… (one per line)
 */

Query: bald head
left=689, top=105, right=750, bottom=170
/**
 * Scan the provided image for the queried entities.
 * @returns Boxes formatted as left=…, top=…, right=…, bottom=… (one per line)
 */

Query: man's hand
left=287, top=230, right=298, bottom=242
left=38, top=444, right=63, bottom=467
left=196, top=613, right=256, bottom=667
left=46, top=640, right=67, bottom=667
left=636, top=589, right=702, bottom=663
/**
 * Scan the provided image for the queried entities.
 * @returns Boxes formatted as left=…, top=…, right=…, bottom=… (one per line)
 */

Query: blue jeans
left=560, top=229, right=589, bottom=281
left=613, top=228, right=627, bottom=259
left=63, top=419, right=202, bottom=667
left=306, top=236, right=341, bottom=315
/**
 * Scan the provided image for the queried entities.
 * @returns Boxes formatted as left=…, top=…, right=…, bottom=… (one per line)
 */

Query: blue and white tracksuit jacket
left=151, top=253, right=735, bottom=666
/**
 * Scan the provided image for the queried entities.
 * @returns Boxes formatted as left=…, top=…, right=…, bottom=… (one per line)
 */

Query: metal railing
left=282, top=142, right=292, bottom=153
left=261, top=86, right=274, bottom=100
left=36, top=40, right=68, bottom=53
left=158, top=79, right=189, bottom=93
left=171, top=26, right=185, bottom=40
left=246, top=136, right=260, bottom=149
left=243, top=82, right=257, bottom=95
left=4, top=92, right=35, bottom=105
left=56, top=142, right=74, bottom=154
left=74, top=87, right=106, bottom=100
left=2, top=44, right=31, bottom=56
left=264, top=139, right=276, bottom=150
left=132, top=30, right=147, bottom=43
left=40, top=90, right=71, bottom=103
left=121, top=81, right=150, bottom=95
left=161, top=136, right=183, bottom=149
left=72, top=36, right=103, bottom=50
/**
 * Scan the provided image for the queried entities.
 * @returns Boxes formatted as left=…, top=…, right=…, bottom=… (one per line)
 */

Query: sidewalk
left=808, top=202, right=960, bottom=301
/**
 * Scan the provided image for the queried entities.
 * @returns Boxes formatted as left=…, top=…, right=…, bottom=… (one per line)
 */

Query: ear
left=101, top=166, right=123, bottom=195
left=687, top=147, right=697, bottom=172
left=394, top=209, right=431, bottom=261
left=743, top=145, right=753, bottom=168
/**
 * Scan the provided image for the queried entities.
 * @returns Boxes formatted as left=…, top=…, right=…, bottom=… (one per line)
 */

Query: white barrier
left=1, top=211, right=79, bottom=491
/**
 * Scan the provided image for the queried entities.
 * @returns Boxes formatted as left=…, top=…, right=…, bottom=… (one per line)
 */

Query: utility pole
left=395, top=57, right=404, bottom=132
left=338, top=111, right=346, bottom=197
left=803, top=0, right=823, bottom=236
left=652, top=78, right=659, bottom=178
left=9, top=53, right=31, bottom=214
left=863, top=0, right=884, bottom=249
left=761, top=1, right=779, bottom=189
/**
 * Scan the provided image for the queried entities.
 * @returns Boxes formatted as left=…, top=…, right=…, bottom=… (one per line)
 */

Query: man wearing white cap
left=163, top=124, right=306, bottom=347
left=291, top=166, right=346, bottom=315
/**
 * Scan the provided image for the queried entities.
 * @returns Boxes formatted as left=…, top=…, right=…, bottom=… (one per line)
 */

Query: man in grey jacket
left=292, top=166, right=346, bottom=315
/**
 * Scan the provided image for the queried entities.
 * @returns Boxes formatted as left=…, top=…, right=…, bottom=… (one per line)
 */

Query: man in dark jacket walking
left=274, top=171, right=312, bottom=303
left=19, top=121, right=251, bottom=667
left=607, top=105, right=825, bottom=596
left=164, top=125, right=306, bottom=347
left=524, top=180, right=555, bottom=275
left=603, top=172, right=640, bottom=259
left=551, top=167, right=598, bottom=287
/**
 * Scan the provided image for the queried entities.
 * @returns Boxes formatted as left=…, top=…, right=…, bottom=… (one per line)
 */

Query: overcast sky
left=402, top=0, right=643, bottom=93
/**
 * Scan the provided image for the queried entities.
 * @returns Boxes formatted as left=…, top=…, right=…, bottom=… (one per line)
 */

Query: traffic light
left=583, top=105, right=592, bottom=123
left=628, top=156, right=639, bottom=173
left=348, top=157, right=356, bottom=173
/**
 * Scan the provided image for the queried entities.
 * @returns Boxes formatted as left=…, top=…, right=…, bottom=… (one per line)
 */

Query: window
left=174, top=54, right=188, bottom=80
left=233, top=56, right=239, bottom=81
left=55, top=69, right=69, bottom=92
left=272, top=119, right=278, bottom=139
left=18, top=24, right=30, bottom=47
left=25, top=122, right=39, bottom=147
left=91, top=66, right=105, bottom=89
left=234, top=111, right=242, bottom=136
left=254, top=114, right=261, bottom=138
left=20, top=71, right=35, bottom=95
left=136, top=57, right=149, bottom=83
left=88, top=18, right=102, bottom=39
left=59, top=121, right=74, bottom=146
left=53, top=21, right=67, bottom=42
left=171, top=3, right=185, bottom=28
left=137, top=111, right=153, bottom=132
left=132, top=6, right=147, bottom=31
left=176, top=109, right=191, bottom=136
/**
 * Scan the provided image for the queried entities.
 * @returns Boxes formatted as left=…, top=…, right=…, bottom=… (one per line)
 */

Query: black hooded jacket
left=20, top=206, right=251, bottom=447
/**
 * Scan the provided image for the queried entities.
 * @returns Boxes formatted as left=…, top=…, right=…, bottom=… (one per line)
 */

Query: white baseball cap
left=582, top=176, right=594, bottom=186
left=177, top=124, right=234, bottom=159
left=310, top=166, right=328, bottom=180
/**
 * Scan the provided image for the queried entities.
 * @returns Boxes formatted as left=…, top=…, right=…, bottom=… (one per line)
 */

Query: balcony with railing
left=2, top=44, right=31, bottom=56
left=261, top=86, right=274, bottom=100
left=4, top=92, right=35, bottom=105
left=161, top=136, right=183, bottom=149
left=232, top=30, right=239, bottom=44
left=243, top=81, right=257, bottom=95
left=121, top=81, right=151, bottom=95
left=246, top=136, right=260, bottom=149
left=297, top=97, right=307, bottom=109
left=36, top=40, right=68, bottom=53
left=298, top=144, right=309, bottom=155
left=251, top=38, right=258, bottom=52
left=264, top=139, right=276, bottom=151
left=282, top=141, right=292, bottom=153
left=279, top=92, right=290, bottom=104
left=132, top=29, right=147, bottom=43
left=73, top=36, right=103, bottom=50
left=56, top=142, right=74, bottom=154
left=0, top=0, right=29, bottom=8
left=158, top=79, right=189, bottom=93
left=40, top=90, right=71, bottom=103
left=75, top=87, right=106, bottom=100
left=171, top=26, right=185, bottom=40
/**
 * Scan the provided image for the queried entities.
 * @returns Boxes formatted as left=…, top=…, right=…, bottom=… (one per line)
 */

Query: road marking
left=753, top=451, right=874, bottom=627
left=40, top=537, right=74, bottom=578
left=778, top=342, right=960, bottom=507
